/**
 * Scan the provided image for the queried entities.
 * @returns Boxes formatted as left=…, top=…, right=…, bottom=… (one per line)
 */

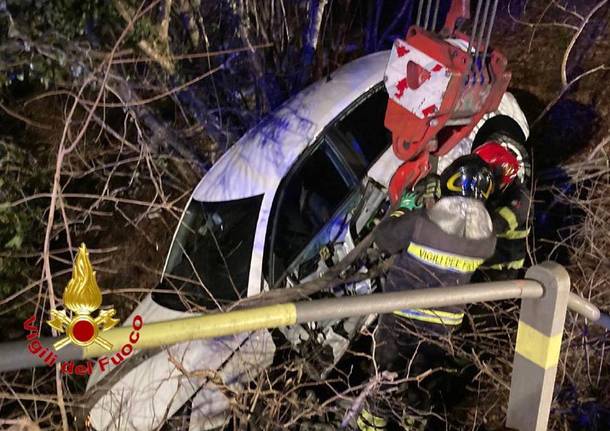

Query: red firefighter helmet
left=473, top=141, right=519, bottom=190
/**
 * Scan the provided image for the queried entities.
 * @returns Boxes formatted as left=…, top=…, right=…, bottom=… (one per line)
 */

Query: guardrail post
left=506, top=262, right=570, bottom=431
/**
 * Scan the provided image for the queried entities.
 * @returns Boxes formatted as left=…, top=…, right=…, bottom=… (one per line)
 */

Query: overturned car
left=86, top=50, right=529, bottom=430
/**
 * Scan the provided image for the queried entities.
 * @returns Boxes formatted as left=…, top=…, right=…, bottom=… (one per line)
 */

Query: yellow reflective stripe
left=497, top=228, right=530, bottom=239
left=515, top=320, right=562, bottom=369
left=358, top=409, right=387, bottom=430
left=498, top=207, right=518, bottom=231
left=393, top=308, right=464, bottom=325
left=407, top=243, right=484, bottom=273
left=390, top=209, right=405, bottom=218
left=482, top=258, right=525, bottom=271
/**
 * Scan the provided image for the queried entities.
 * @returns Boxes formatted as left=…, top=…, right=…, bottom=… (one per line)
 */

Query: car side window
left=332, top=88, right=391, bottom=178
left=267, top=140, right=352, bottom=285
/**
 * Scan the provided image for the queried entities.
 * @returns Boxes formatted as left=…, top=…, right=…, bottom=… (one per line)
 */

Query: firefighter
left=357, top=155, right=497, bottom=431
left=473, top=141, right=531, bottom=281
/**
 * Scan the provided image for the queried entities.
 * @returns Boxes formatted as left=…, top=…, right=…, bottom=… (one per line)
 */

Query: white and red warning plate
left=384, top=38, right=451, bottom=119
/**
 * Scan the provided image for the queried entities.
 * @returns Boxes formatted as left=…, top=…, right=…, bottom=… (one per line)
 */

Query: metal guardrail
left=0, top=262, right=608, bottom=430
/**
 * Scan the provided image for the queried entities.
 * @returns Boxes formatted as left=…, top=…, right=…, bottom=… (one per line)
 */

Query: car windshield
left=152, top=195, right=263, bottom=311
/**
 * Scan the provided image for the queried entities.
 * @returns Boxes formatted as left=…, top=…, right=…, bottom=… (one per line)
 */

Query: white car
left=86, top=50, right=529, bottom=431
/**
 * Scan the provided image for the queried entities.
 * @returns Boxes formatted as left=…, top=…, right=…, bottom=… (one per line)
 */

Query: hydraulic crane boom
left=384, top=0, right=508, bottom=202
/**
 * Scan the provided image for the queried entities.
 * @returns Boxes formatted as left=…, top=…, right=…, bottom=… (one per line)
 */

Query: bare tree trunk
left=364, top=0, right=384, bottom=53
left=299, top=0, right=329, bottom=88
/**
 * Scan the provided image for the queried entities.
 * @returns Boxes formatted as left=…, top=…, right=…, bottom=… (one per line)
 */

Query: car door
left=262, top=86, right=394, bottom=376
left=267, top=84, right=393, bottom=287
left=265, top=137, right=359, bottom=288
left=261, top=136, right=363, bottom=377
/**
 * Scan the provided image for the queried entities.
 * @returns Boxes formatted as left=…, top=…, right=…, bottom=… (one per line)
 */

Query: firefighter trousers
left=360, top=313, right=461, bottom=430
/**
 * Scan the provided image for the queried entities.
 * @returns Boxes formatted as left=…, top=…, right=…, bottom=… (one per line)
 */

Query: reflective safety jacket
left=374, top=197, right=496, bottom=327
left=481, top=181, right=530, bottom=271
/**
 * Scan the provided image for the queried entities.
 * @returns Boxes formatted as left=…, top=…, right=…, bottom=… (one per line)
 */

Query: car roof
left=192, top=51, right=390, bottom=202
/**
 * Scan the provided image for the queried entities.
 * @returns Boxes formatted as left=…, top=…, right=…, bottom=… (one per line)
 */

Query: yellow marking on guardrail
left=84, top=303, right=297, bottom=358
left=515, top=320, right=562, bottom=369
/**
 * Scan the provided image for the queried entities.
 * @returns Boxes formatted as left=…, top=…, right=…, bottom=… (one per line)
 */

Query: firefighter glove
left=399, top=192, right=422, bottom=211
